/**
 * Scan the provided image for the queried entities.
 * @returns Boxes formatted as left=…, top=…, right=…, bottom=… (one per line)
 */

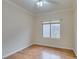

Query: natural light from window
left=42, top=20, right=60, bottom=39
left=42, top=51, right=61, bottom=59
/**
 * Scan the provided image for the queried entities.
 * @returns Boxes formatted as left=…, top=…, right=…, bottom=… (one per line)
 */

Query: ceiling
left=9, top=0, right=74, bottom=14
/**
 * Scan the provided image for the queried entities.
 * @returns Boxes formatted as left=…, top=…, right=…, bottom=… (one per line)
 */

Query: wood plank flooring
left=4, top=45, right=76, bottom=59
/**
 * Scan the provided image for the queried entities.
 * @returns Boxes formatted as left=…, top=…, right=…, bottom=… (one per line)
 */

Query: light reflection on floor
left=42, top=51, right=61, bottom=59
left=5, top=45, right=76, bottom=59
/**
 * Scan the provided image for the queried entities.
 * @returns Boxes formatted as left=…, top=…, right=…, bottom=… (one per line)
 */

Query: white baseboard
left=72, top=49, right=77, bottom=56
left=3, top=44, right=32, bottom=59
left=33, top=43, right=73, bottom=50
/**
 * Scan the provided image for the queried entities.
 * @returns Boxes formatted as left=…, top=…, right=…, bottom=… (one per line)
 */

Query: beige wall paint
left=73, top=10, right=77, bottom=55
left=33, top=10, right=73, bottom=49
left=73, top=0, right=77, bottom=55
left=2, top=0, right=34, bottom=58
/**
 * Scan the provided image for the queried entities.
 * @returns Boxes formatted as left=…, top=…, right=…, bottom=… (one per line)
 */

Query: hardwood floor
left=4, top=45, right=76, bottom=59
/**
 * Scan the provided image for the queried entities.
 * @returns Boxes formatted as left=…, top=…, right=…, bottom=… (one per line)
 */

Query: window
left=42, top=20, right=60, bottom=39
left=51, top=24, right=60, bottom=38
left=43, top=24, right=50, bottom=38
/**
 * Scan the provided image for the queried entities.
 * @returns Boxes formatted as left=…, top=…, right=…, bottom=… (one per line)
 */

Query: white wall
left=2, top=0, right=34, bottom=58
left=73, top=10, right=77, bottom=55
left=73, top=0, right=77, bottom=55
left=33, top=9, right=73, bottom=49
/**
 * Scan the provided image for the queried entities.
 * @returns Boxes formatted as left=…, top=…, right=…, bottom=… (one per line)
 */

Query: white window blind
left=42, top=20, right=60, bottom=39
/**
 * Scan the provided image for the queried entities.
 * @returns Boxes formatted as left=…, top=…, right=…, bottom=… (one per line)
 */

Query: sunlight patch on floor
left=42, top=51, right=61, bottom=59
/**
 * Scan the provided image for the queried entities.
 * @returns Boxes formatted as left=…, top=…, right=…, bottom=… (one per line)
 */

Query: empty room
left=2, top=0, right=77, bottom=59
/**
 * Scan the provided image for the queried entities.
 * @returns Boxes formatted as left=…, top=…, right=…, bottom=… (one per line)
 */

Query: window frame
left=42, top=20, right=61, bottom=39
left=50, top=23, right=60, bottom=39
left=42, top=23, right=51, bottom=38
